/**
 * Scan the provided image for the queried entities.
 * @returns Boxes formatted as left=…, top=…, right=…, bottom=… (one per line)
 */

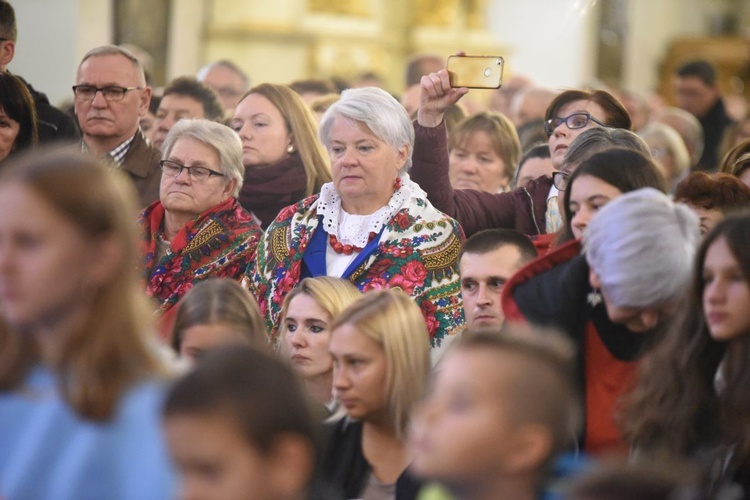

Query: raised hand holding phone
left=417, top=69, right=469, bottom=128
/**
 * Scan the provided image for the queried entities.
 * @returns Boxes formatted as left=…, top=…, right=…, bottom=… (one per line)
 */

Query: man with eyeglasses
left=0, top=1, right=79, bottom=144
left=74, top=45, right=161, bottom=208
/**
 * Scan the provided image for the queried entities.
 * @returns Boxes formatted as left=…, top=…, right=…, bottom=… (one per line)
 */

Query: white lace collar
left=317, top=175, right=422, bottom=247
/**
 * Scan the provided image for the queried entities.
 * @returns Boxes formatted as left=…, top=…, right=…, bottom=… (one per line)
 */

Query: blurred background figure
left=653, top=106, right=704, bottom=172
left=151, top=76, right=223, bottom=150
left=672, top=60, right=733, bottom=171
left=197, top=59, right=250, bottom=116
left=510, top=86, right=558, bottom=129
left=720, top=138, right=750, bottom=188
left=639, top=122, right=690, bottom=193
left=612, top=88, right=651, bottom=133
left=401, top=53, right=444, bottom=116
left=170, top=278, right=266, bottom=364
left=289, top=78, right=338, bottom=104
left=514, top=143, right=555, bottom=190
left=140, top=93, right=161, bottom=145
left=0, top=151, right=174, bottom=499
left=565, top=461, right=698, bottom=500
left=164, top=345, right=323, bottom=500
left=488, top=73, right=533, bottom=117
left=351, top=71, right=387, bottom=90
left=281, top=277, right=361, bottom=408
left=309, top=93, right=340, bottom=124
left=719, top=115, right=750, bottom=159
left=674, top=171, right=750, bottom=235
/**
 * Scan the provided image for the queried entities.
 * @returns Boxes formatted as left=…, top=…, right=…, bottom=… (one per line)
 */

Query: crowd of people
left=2, top=1, right=750, bottom=499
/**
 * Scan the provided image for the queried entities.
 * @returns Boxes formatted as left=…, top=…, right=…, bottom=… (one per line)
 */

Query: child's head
left=409, top=326, right=580, bottom=496
left=170, top=278, right=266, bottom=363
left=163, top=345, right=320, bottom=500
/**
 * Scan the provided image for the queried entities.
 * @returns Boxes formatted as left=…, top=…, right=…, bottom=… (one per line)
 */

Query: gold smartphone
left=447, top=55, right=504, bottom=89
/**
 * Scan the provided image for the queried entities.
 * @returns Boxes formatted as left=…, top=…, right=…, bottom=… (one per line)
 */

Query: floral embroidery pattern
left=247, top=194, right=465, bottom=349
left=139, top=197, right=262, bottom=317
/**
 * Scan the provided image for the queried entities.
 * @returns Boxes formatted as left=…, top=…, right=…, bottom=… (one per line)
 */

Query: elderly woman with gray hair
left=139, top=118, right=262, bottom=332
left=248, top=87, right=464, bottom=354
left=503, top=188, right=700, bottom=456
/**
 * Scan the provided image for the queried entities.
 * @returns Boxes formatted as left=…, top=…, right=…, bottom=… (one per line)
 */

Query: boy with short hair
left=410, top=326, right=581, bottom=500
left=163, top=345, right=324, bottom=500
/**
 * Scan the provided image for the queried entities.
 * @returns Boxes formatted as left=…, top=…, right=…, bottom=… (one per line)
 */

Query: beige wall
left=13, top=0, right=749, bottom=107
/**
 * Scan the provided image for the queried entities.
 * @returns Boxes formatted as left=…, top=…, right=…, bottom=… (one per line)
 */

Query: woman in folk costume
left=248, top=87, right=464, bottom=358
left=139, top=119, right=262, bottom=333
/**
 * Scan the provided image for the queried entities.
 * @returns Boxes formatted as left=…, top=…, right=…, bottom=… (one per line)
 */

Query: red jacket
left=502, top=240, right=650, bottom=455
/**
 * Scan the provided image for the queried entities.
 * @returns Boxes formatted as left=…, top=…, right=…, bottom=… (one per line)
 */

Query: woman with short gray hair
left=139, top=118, right=262, bottom=333
left=248, top=87, right=464, bottom=357
left=503, top=187, right=700, bottom=455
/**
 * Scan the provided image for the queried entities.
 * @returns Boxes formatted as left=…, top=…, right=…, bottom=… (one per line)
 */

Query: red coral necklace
left=329, top=231, right=377, bottom=255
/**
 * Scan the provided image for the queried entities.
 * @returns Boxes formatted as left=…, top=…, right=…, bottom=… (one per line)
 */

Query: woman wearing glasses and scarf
left=138, top=119, right=262, bottom=334
left=411, top=68, right=631, bottom=244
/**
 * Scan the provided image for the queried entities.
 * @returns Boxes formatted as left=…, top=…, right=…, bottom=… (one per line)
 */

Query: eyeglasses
left=552, top=171, right=569, bottom=191
left=72, top=85, right=143, bottom=102
left=160, top=160, right=225, bottom=182
left=544, top=112, right=608, bottom=136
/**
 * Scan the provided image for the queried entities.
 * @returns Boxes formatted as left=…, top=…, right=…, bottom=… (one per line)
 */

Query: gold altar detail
left=202, top=0, right=508, bottom=93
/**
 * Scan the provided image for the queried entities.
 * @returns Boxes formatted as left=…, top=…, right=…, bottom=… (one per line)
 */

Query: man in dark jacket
left=0, top=1, right=79, bottom=144
left=673, top=59, right=733, bottom=171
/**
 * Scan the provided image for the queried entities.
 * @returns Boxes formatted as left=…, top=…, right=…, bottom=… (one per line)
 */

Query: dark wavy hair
left=620, top=211, right=750, bottom=465
left=545, top=89, right=632, bottom=134
left=0, top=72, right=37, bottom=159
left=674, top=171, right=750, bottom=212
left=559, top=147, right=666, bottom=243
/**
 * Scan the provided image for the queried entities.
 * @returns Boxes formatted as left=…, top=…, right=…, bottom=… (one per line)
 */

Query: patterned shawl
left=139, top=197, right=262, bottom=317
left=246, top=191, right=465, bottom=351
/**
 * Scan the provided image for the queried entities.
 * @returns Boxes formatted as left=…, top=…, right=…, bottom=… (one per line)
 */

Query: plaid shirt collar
left=81, top=134, right=136, bottom=167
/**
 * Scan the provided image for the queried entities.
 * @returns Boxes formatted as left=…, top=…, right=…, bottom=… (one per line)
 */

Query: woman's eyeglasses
left=544, top=113, right=608, bottom=136
left=160, top=160, right=225, bottom=182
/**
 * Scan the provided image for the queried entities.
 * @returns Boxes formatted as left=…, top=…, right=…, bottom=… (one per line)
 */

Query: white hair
left=161, top=119, right=244, bottom=197
left=584, top=188, right=700, bottom=308
left=318, top=87, right=415, bottom=172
